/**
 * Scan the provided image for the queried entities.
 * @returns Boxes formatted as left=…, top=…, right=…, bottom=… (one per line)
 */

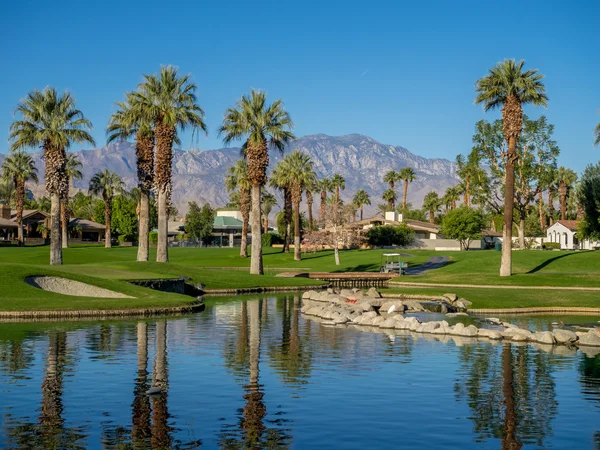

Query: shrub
left=440, top=207, right=485, bottom=250
left=366, top=224, right=414, bottom=247
left=149, top=231, right=158, bottom=244
left=262, top=232, right=283, bottom=247
left=117, top=235, right=132, bottom=243
left=543, top=242, right=560, bottom=250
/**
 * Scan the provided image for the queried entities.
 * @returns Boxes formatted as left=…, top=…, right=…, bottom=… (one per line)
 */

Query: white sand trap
left=25, top=276, right=133, bottom=298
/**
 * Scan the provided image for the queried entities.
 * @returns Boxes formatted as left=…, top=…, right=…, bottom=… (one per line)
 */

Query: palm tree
left=89, top=170, right=124, bottom=248
left=225, top=159, right=251, bottom=257
left=107, top=92, right=156, bottom=262
left=270, top=163, right=293, bottom=253
left=422, top=191, right=442, bottom=224
left=330, top=174, right=345, bottom=209
left=0, top=179, right=15, bottom=207
left=556, top=166, right=577, bottom=221
left=475, top=59, right=548, bottom=276
left=278, top=150, right=315, bottom=260
left=595, top=111, right=600, bottom=146
left=134, top=66, right=207, bottom=263
left=1, top=151, right=38, bottom=246
left=442, top=186, right=460, bottom=211
left=304, top=179, right=316, bottom=231
left=353, top=189, right=371, bottom=220
left=383, top=170, right=399, bottom=209
left=9, top=87, right=95, bottom=264
left=456, top=155, right=473, bottom=207
left=219, top=90, right=295, bottom=275
left=260, top=190, right=277, bottom=234
left=316, top=178, right=332, bottom=219
left=60, top=153, right=82, bottom=248
left=399, top=167, right=416, bottom=211
left=382, top=188, right=397, bottom=211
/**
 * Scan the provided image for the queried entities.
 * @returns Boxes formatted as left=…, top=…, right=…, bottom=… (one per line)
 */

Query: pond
left=0, top=293, right=599, bottom=449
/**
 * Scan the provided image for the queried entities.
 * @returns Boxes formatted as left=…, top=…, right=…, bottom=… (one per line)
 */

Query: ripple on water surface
left=0, top=294, right=599, bottom=449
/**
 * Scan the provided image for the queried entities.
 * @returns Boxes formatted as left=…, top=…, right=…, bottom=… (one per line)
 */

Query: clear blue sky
left=1, top=0, right=598, bottom=172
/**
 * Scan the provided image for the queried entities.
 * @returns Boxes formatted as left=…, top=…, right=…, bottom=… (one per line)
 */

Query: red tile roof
left=556, top=220, right=580, bottom=232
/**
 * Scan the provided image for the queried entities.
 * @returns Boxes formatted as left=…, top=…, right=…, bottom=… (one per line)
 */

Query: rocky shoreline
left=301, top=288, right=600, bottom=349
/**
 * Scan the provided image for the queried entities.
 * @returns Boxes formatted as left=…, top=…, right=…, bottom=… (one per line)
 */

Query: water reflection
left=0, top=297, right=599, bottom=449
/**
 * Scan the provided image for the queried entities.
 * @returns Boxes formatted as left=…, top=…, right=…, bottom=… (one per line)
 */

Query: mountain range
left=0, top=134, right=460, bottom=218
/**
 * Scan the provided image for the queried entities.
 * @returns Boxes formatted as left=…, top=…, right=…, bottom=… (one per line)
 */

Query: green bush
left=149, top=231, right=158, bottom=244
left=262, top=232, right=283, bottom=247
left=543, top=242, right=561, bottom=250
left=117, top=235, right=130, bottom=243
left=366, top=224, right=414, bottom=247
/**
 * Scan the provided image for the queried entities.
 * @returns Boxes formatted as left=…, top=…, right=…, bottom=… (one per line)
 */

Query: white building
left=546, top=220, right=600, bottom=250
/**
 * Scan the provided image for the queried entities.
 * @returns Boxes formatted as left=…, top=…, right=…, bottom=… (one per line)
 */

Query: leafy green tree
left=422, top=191, right=442, bottom=224
left=225, top=159, right=251, bottom=257
left=219, top=89, right=295, bottom=274
left=1, top=150, right=38, bottom=245
left=112, top=195, right=138, bottom=240
left=185, top=202, right=215, bottom=243
left=353, top=189, right=371, bottom=220
left=402, top=206, right=427, bottom=222
left=475, top=58, right=548, bottom=276
left=134, top=66, right=207, bottom=263
left=441, top=206, right=485, bottom=250
left=9, top=87, right=95, bottom=264
left=578, top=163, right=600, bottom=240
left=366, top=224, right=414, bottom=247
left=399, top=167, right=416, bottom=211
left=89, top=170, right=124, bottom=248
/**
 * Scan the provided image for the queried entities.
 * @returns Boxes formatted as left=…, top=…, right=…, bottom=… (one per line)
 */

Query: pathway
left=389, top=281, right=600, bottom=292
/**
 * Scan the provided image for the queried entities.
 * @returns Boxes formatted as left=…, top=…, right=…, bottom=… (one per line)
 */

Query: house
left=166, top=211, right=247, bottom=247
left=68, top=218, right=106, bottom=242
left=546, top=220, right=600, bottom=250
left=350, top=212, right=442, bottom=239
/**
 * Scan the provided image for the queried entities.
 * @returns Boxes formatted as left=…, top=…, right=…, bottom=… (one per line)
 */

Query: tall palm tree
left=304, top=179, right=316, bottom=231
left=1, top=151, right=38, bottom=246
left=422, top=191, right=442, bottom=224
left=134, top=66, right=207, bottom=263
left=225, top=159, right=251, bottom=257
left=316, top=178, right=332, bottom=219
left=9, top=87, right=95, bottom=264
left=270, top=163, right=293, bottom=253
left=475, top=59, right=548, bottom=276
left=456, top=155, right=473, bottom=207
left=442, top=186, right=460, bottom=211
left=278, top=150, right=315, bottom=260
left=219, top=90, right=295, bottom=275
left=353, top=189, right=371, bottom=220
left=60, top=153, right=82, bottom=248
left=382, top=188, right=397, bottom=211
left=399, top=167, right=416, bottom=211
left=107, top=92, right=157, bottom=262
left=330, top=174, right=345, bottom=209
left=260, top=190, right=277, bottom=234
left=89, top=170, right=124, bottom=248
left=556, top=166, right=577, bottom=221
left=383, top=170, right=399, bottom=209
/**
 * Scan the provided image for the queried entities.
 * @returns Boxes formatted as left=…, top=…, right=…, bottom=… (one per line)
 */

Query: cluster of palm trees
left=381, top=168, right=416, bottom=212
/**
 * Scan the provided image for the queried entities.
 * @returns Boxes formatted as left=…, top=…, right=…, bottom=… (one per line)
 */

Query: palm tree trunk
left=429, top=209, right=434, bottom=224
left=263, top=216, right=268, bottom=234
left=104, top=198, right=112, bottom=249
left=151, top=320, right=170, bottom=450
left=240, top=186, right=250, bottom=258
left=60, top=199, right=68, bottom=249
left=335, top=187, right=339, bottom=208
left=548, top=187, right=555, bottom=226
left=501, top=343, right=520, bottom=449
left=137, top=189, right=150, bottom=262
left=538, top=190, right=545, bottom=232
left=241, top=218, right=249, bottom=258
left=50, top=193, right=62, bottom=265
left=402, top=180, right=408, bottom=211
left=320, top=190, right=326, bottom=218
left=250, top=184, right=263, bottom=275
left=307, top=191, right=313, bottom=231
left=156, top=188, right=168, bottom=262
left=559, top=181, right=567, bottom=221
left=293, top=200, right=301, bottom=261
left=360, top=205, right=364, bottom=221
left=15, top=179, right=24, bottom=247
left=518, top=215, right=525, bottom=249
left=283, top=188, right=292, bottom=253
left=132, top=322, right=151, bottom=446
left=501, top=139, right=516, bottom=277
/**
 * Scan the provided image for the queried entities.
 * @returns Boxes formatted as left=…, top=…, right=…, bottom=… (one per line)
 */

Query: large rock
left=371, top=316, right=386, bottom=327
left=578, top=331, right=600, bottom=347
left=457, top=298, right=472, bottom=307
left=363, top=311, right=378, bottom=319
left=553, top=329, right=578, bottom=344
left=380, top=318, right=398, bottom=329
left=380, top=301, right=406, bottom=314
left=366, top=287, right=382, bottom=298
left=533, top=331, right=556, bottom=345
left=303, top=290, right=318, bottom=299
left=443, top=293, right=458, bottom=302
left=420, top=321, right=441, bottom=333
left=478, top=328, right=503, bottom=340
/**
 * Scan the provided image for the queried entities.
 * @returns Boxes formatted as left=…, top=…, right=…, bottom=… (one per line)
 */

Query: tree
left=441, top=206, right=485, bottom=250
left=260, top=190, right=277, bottom=234
left=330, top=174, right=345, bottom=209
left=134, top=66, right=207, bottom=263
left=111, top=194, right=138, bottom=240
left=9, top=87, right=95, bottom=264
left=366, top=224, right=414, bottom=247
left=399, top=167, right=416, bottom=211
left=1, top=151, right=38, bottom=246
left=304, top=179, right=316, bottom=231
left=595, top=110, right=600, bottom=146
left=277, top=150, right=315, bottom=260
left=107, top=91, right=157, bottom=262
left=475, top=58, right=548, bottom=276
left=185, top=202, right=215, bottom=243
left=383, top=170, right=399, bottom=209
left=422, top=191, right=442, bottom=224
left=270, top=164, right=293, bottom=253
left=442, top=186, right=460, bottom=211
left=225, top=159, right=251, bottom=258
left=219, top=89, right=295, bottom=274
left=382, top=188, right=397, bottom=211
left=316, top=178, right=332, bottom=218
left=353, top=189, right=371, bottom=220
left=61, top=153, right=83, bottom=248
left=89, top=170, right=124, bottom=248
left=556, top=166, right=578, bottom=221
left=578, top=163, right=600, bottom=240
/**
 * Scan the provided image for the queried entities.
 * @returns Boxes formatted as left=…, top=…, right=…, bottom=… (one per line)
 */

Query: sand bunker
left=25, top=276, right=133, bottom=298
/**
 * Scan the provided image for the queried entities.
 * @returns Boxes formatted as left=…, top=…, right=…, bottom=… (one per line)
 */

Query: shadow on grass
left=331, top=263, right=380, bottom=273
left=526, top=252, right=581, bottom=274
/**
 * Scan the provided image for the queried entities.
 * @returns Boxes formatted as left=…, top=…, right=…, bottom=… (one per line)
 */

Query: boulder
left=364, top=311, right=378, bottom=319
left=420, top=321, right=441, bottom=333
left=380, top=318, right=398, bottom=329
left=478, top=329, right=503, bottom=340
left=302, top=290, right=317, bottom=299
left=443, top=293, right=458, bottom=302
left=578, top=331, right=600, bottom=347
left=371, top=316, right=386, bottom=326
left=533, top=331, right=556, bottom=345
left=553, top=329, right=578, bottom=344
left=327, top=288, right=335, bottom=294
left=409, top=321, right=421, bottom=331
left=509, top=333, right=529, bottom=342
left=457, top=298, right=472, bottom=307
left=352, top=315, right=364, bottom=324
left=340, top=289, right=355, bottom=298
left=357, top=302, right=374, bottom=312
left=452, top=323, right=465, bottom=334
left=459, top=325, right=478, bottom=337
left=431, top=326, right=449, bottom=335
left=367, top=287, right=381, bottom=298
